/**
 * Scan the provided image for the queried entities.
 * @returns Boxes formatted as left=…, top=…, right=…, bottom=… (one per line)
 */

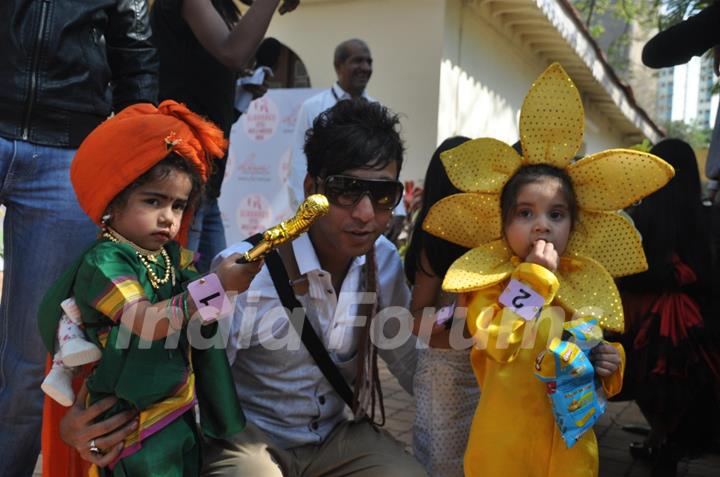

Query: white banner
left=219, top=88, right=321, bottom=246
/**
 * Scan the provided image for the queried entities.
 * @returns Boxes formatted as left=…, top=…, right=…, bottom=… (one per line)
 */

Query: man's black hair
left=303, top=99, right=404, bottom=178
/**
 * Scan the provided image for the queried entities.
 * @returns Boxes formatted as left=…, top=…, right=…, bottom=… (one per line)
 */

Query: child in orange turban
left=38, top=100, right=261, bottom=476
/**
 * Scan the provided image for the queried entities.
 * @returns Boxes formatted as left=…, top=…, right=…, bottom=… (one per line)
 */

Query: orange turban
left=70, top=100, right=227, bottom=245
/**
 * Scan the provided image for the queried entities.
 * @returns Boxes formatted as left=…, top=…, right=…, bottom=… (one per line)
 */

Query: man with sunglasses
left=54, top=100, right=423, bottom=475
left=201, top=99, right=424, bottom=476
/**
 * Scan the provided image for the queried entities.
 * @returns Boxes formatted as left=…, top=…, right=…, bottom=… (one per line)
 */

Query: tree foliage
left=643, top=0, right=715, bottom=29
left=662, top=119, right=713, bottom=149
left=572, top=0, right=714, bottom=35
left=571, top=0, right=715, bottom=75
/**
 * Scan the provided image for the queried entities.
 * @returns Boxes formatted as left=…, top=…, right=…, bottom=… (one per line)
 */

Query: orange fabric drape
left=41, top=356, right=91, bottom=477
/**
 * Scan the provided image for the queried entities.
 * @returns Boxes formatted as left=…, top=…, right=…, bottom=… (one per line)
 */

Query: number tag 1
left=498, top=279, right=545, bottom=321
left=187, top=273, right=233, bottom=324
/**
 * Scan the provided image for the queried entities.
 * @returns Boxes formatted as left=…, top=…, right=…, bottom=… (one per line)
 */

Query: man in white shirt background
left=288, top=38, right=374, bottom=209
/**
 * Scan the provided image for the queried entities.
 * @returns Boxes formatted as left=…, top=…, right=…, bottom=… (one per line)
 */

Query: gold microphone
left=237, top=194, right=330, bottom=263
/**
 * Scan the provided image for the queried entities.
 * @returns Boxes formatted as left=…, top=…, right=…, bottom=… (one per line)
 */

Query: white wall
left=583, top=100, right=629, bottom=156
left=437, top=0, right=629, bottom=161
left=438, top=0, right=540, bottom=145
left=263, top=0, right=446, bottom=182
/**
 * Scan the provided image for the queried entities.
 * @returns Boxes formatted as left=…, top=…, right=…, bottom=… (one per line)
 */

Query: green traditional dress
left=39, top=238, right=245, bottom=476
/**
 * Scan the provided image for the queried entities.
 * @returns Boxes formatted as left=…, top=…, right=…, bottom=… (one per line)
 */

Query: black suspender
left=245, top=234, right=355, bottom=408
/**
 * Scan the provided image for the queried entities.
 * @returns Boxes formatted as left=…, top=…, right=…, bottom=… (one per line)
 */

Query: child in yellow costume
left=422, top=63, right=675, bottom=477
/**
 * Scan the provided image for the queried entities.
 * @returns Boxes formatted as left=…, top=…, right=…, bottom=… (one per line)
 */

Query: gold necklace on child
left=102, top=227, right=176, bottom=289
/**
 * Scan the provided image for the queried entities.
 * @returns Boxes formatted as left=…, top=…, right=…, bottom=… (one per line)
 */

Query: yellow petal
left=568, top=149, right=675, bottom=211
left=440, top=138, right=522, bottom=193
left=442, top=240, right=513, bottom=292
left=556, top=253, right=624, bottom=332
left=423, top=193, right=502, bottom=248
left=567, top=211, right=648, bottom=277
left=520, top=63, right=584, bottom=168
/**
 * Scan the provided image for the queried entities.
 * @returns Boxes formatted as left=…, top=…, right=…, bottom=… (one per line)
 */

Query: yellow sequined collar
left=422, top=64, right=674, bottom=332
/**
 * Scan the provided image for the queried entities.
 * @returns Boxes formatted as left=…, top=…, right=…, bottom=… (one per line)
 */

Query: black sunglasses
left=319, top=175, right=404, bottom=211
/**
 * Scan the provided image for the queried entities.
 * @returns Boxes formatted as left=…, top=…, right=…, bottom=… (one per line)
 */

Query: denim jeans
left=0, top=137, right=98, bottom=477
left=706, top=102, right=720, bottom=179
left=187, top=197, right=227, bottom=273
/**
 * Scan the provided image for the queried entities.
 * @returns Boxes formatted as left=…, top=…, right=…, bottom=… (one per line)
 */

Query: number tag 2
left=498, top=279, right=545, bottom=321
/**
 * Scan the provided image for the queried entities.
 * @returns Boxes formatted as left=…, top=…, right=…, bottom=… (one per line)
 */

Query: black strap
left=245, top=234, right=355, bottom=408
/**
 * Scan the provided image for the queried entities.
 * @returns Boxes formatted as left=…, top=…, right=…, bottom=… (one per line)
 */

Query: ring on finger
left=89, top=438, right=103, bottom=456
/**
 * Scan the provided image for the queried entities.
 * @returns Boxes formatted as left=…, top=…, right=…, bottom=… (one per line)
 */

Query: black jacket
left=0, top=0, right=158, bottom=148
left=151, top=0, right=238, bottom=198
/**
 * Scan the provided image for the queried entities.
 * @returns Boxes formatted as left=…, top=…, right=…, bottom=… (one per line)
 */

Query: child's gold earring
left=101, top=213, right=112, bottom=227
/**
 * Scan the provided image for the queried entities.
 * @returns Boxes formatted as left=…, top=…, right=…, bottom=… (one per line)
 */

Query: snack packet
left=534, top=318, right=606, bottom=447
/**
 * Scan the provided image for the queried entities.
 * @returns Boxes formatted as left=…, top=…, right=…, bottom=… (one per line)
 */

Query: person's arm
left=59, top=384, right=138, bottom=466
left=106, top=0, right=159, bottom=110
left=375, top=241, right=417, bottom=395
left=181, top=0, right=294, bottom=72
left=84, top=244, right=261, bottom=341
left=409, top=249, right=453, bottom=348
left=590, top=342, right=625, bottom=398
left=706, top=179, right=719, bottom=203
left=119, top=252, right=262, bottom=341
left=210, top=241, right=262, bottom=365
left=706, top=102, right=720, bottom=180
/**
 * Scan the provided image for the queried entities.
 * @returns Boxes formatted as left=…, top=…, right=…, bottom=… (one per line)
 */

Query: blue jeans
left=706, top=101, right=720, bottom=179
left=187, top=197, right=227, bottom=273
left=0, top=137, right=98, bottom=477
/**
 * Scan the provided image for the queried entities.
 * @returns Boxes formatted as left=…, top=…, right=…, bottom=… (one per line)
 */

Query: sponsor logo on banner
left=242, top=97, right=279, bottom=142
left=236, top=193, right=273, bottom=237
left=280, top=104, right=302, bottom=132
left=236, top=152, right=271, bottom=181
left=221, top=88, right=321, bottom=245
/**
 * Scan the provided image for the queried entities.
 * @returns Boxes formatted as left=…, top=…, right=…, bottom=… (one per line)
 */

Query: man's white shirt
left=211, top=233, right=416, bottom=448
left=216, top=233, right=410, bottom=366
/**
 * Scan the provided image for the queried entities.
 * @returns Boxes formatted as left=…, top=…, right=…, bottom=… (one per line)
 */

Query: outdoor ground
left=34, top=361, right=720, bottom=476
left=378, top=361, right=720, bottom=477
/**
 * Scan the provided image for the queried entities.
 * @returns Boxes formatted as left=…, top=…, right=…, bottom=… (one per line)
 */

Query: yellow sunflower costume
left=423, top=63, right=674, bottom=477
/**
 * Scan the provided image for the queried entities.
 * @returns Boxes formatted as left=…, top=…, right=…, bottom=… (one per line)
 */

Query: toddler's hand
left=525, top=239, right=559, bottom=272
left=590, top=343, right=621, bottom=377
left=216, top=253, right=264, bottom=293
